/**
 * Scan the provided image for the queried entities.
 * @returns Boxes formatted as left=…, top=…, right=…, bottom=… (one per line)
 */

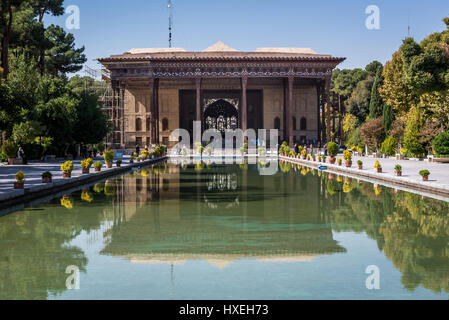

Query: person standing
left=136, top=144, right=140, bottom=156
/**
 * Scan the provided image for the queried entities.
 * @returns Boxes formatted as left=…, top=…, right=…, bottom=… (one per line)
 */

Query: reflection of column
left=241, top=77, right=247, bottom=133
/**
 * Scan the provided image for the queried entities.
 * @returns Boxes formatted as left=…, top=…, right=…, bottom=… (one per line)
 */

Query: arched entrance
left=203, top=99, right=238, bottom=134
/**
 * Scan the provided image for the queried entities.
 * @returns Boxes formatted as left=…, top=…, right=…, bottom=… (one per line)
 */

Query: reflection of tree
left=0, top=189, right=108, bottom=299
left=325, top=176, right=449, bottom=294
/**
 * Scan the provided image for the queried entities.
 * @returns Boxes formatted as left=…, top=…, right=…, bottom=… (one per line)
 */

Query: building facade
left=98, top=42, right=345, bottom=148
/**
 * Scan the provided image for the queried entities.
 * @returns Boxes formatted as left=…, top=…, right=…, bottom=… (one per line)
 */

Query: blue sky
left=45, top=0, right=449, bottom=72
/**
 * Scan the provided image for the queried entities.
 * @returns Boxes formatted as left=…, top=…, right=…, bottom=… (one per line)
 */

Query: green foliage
left=374, top=160, right=382, bottom=168
left=104, top=150, right=114, bottom=162
left=346, top=78, right=373, bottom=125
left=432, top=131, right=449, bottom=157
left=365, top=60, right=383, bottom=76
left=2, top=140, right=18, bottom=158
left=81, top=158, right=93, bottom=169
left=41, top=171, right=52, bottom=178
left=394, top=164, right=402, bottom=172
left=60, top=160, right=74, bottom=173
left=419, top=170, right=430, bottom=177
left=96, top=142, right=105, bottom=153
left=93, top=161, right=103, bottom=169
left=369, top=69, right=384, bottom=119
left=11, top=121, right=44, bottom=145
left=380, top=135, right=397, bottom=156
left=382, top=104, right=394, bottom=135
left=15, top=171, right=26, bottom=182
left=343, top=150, right=352, bottom=161
left=357, top=160, right=363, bottom=166
left=404, top=108, right=426, bottom=158
left=327, top=142, right=338, bottom=157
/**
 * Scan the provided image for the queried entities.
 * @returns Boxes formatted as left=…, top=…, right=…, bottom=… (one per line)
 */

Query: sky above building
left=46, top=0, right=449, bottom=73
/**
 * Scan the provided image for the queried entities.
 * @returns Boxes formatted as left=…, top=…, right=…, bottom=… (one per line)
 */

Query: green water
left=0, top=159, right=448, bottom=300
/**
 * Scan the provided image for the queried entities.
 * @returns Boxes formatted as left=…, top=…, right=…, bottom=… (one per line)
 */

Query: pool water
left=0, top=159, right=448, bottom=300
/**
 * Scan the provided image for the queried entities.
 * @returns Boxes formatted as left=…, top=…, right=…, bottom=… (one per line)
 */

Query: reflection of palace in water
left=100, top=160, right=346, bottom=268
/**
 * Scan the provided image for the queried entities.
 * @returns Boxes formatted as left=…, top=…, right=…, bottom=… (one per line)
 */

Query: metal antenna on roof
left=168, top=0, right=173, bottom=48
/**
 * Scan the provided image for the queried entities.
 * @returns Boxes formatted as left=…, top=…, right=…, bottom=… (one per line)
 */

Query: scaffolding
left=83, top=66, right=124, bottom=149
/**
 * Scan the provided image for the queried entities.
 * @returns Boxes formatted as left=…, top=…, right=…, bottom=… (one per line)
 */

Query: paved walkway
left=0, top=156, right=132, bottom=199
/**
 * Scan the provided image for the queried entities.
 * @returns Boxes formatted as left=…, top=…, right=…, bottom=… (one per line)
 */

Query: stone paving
left=0, top=156, right=132, bottom=200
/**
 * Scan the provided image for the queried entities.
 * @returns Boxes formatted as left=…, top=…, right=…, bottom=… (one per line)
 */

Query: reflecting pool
left=0, top=159, right=448, bottom=299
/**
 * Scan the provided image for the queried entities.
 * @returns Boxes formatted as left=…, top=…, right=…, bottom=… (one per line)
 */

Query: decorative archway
left=203, top=99, right=238, bottom=133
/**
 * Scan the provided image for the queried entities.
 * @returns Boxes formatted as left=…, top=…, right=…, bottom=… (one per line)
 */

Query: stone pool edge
left=0, top=156, right=167, bottom=210
left=280, top=155, right=449, bottom=200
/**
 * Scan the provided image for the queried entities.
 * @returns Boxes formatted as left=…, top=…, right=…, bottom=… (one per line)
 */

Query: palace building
left=98, top=41, right=345, bottom=149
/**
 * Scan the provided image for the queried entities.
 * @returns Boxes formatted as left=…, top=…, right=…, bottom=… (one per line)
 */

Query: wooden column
left=149, top=78, right=155, bottom=145
left=155, top=78, right=160, bottom=144
left=287, top=76, right=294, bottom=146
left=195, top=78, right=202, bottom=127
left=241, top=77, right=247, bottom=132
left=316, top=83, right=321, bottom=145
left=120, top=83, right=125, bottom=148
left=325, top=78, right=331, bottom=143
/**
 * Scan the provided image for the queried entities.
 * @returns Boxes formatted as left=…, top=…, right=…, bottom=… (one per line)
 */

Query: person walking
left=17, top=147, right=27, bottom=165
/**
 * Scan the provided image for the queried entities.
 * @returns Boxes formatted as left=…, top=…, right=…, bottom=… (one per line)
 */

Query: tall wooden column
left=325, top=78, right=331, bottom=143
left=195, top=78, right=202, bottom=128
left=149, top=78, right=155, bottom=145
left=241, top=77, right=247, bottom=132
left=316, top=83, right=321, bottom=145
left=154, top=78, right=160, bottom=144
left=119, top=83, right=125, bottom=148
left=287, top=76, right=294, bottom=146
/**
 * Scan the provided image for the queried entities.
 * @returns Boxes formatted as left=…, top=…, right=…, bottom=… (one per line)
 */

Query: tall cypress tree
left=382, top=103, right=393, bottom=135
left=369, top=69, right=383, bottom=119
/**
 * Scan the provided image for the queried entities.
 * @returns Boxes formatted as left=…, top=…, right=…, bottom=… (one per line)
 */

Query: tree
left=44, top=25, right=87, bottom=76
left=0, top=0, right=24, bottom=78
left=342, top=114, right=357, bottom=138
left=388, top=119, right=405, bottom=143
left=72, top=92, right=111, bottom=145
left=361, top=117, right=384, bottom=151
left=432, top=130, right=449, bottom=157
left=346, top=78, right=373, bottom=125
left=403, top=108, right=426, bottom=157
left=369, top=69, right=383, bottom=119
left=365, top=60, right=383, bottom=76
left=382, top=104, right=394, bottom=135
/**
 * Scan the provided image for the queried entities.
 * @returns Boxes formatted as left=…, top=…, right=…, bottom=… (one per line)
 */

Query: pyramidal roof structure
left=202, top=41, right=237, bottom=52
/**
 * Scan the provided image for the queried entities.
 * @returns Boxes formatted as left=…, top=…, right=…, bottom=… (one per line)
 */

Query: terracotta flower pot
left=395, top=171, right=402, bottom=176
left=358, top=165, right=363, bottom=170
left=14, top=182, right=24, bottom=189
left=116, top=163, right=121, bottom=167
left=82, top=168, right=90, bottom=174
left=106, top=162, right=112, bottom=168
left=95, top=167, right=101, bottom=172
left=422, top=175, right=429, bottom=181
left=42, top=177, right=52, bottom=183
left=329, top=157, right=336, bottom=164
left=63, top=172, right=71, bottom=178
left=345, top=161, right=352, bottom=167
left=8, top=158, right=14, bottom=165
left=130, top=160, right=134, bottom=164
left=375, top=167, right=382, bottom=173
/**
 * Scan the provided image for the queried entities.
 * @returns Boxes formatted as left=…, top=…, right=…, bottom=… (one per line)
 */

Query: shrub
left=357, top=160, right=363, bottom=166
left=15, top=171, right=26, bottom=182
left=327, top=142, right=338, bottom=157
left=337, top=158, right=342, bottom=165
left=93, top=161, right=103, bottom=169
left=394, top=164, right=402, bottom=172
left=81, top=158, right=93, bottom=169
left=343, top=150, right=352, bottom=162
left=301, top=149, right=307, bottom=157
left=104, top=150, right=114, bottom=162
left=96, top=142, right=105, bottom=153
left=116, top=160, right=122, bottom=165
left=419, top=169, right=430, bottom=177
left=60, top=161, right=74, bottom=173
left=374, top=160, right=381, bottom=168
left=380, top=136, right=397, bottom=156
left=432, top=131, right=449, bottom=157
left=2, top=140, right=18, bottom=158
left=404, top=108, right=426, bottom=158
left=42, top=171, right=52, bottom=178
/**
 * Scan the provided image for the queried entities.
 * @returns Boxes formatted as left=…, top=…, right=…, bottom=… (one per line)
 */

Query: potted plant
left=42, top=171, right=52, bottom=183
left=14, top=171, right=25, bottom=189
left=301, top=149, right=307, bottom=160
left=136, top=156, right=141, bottom=162
left=97, top=142, right=105, bottom=156
left=357, top=160, right=363, bottom=170
left=60, top=161, right=74, bottom=178
left=312, top=154, right=316, bottom=162
left=419, top=169, right=430, bottom=181
left=318, top=155, right=322, bottom=162
left=307, top=155, right=311, bottom=161
left=327, top=142, right=338, bottom=164
left=81, top=158, right=93, bottom=174
left=130, top=155, right=134, bottom=163
left=116, top=160, right=122, bottom=167
left=394, top=164, right=402, bottom=176
left=104, top=150, right=114, bottom=168
left=343, top=150, right=352, bottom=167
left=258, top=147, right=267, bottom=156
left=374, top=160, right=382, bottom=173
left=337, top=158, right=342, bottom=166
left=2, top=140, right=18, bottom=165
left=94, top=161, right=103, bottom=172
left=322, top=155, right=327, bottom=163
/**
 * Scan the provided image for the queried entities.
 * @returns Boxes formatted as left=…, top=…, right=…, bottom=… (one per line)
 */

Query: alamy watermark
left=365, top=265, right=380, bottom=290
left=365, top=5, right=380, bottom=30
left=65, top=5, right=80, bottom=30
left=65, top=265, right=80, bottom=290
